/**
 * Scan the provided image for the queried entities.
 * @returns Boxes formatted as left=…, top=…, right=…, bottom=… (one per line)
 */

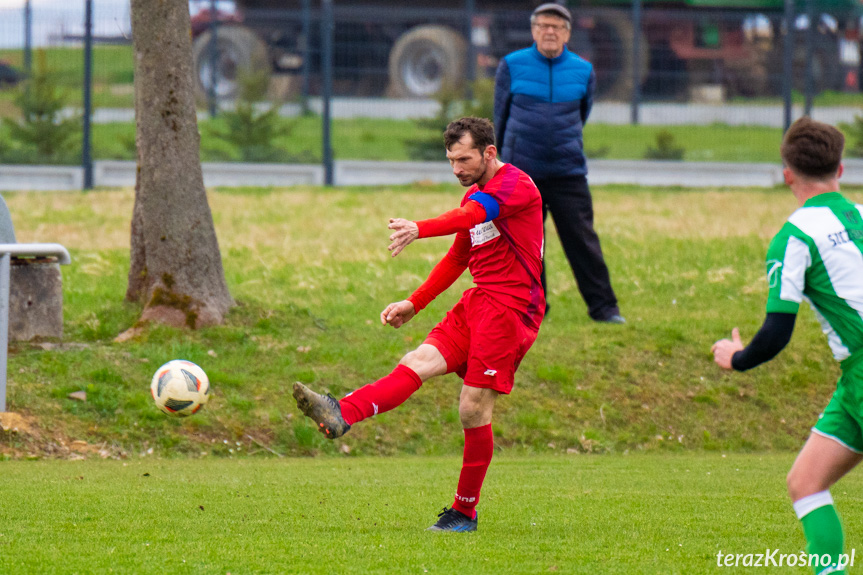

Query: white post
left=0, top=244, right=70, bottom=413
left=0, top=253, right=10, bottom=412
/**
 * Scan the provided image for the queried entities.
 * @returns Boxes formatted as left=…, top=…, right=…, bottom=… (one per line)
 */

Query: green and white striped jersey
left=765, top=192, right=863, bottom=361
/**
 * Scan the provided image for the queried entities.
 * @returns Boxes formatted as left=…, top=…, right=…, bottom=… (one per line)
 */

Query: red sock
left=452, top=423, right=494, bottom=519
left=338, top=364, right=422, bottom=425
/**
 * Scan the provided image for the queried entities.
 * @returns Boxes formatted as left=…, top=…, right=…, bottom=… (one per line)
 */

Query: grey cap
left=532, top=2, right=572, bottom=23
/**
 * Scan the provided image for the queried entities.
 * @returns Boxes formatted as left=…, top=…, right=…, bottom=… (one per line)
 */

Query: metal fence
left=0, top=0, right=861, bottom=187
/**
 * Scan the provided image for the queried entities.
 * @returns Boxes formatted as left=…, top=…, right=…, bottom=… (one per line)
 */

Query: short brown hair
left=444, top=117, right=495, bottom=151
left=780, top=117, right=844, bottom=179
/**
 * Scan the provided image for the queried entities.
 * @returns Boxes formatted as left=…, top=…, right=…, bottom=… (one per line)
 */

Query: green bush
left=0, top=51, right=81, bottom=165
left=840, top=115, right=863, bottom=158
left=201, top=69, right=311, bottom=163
left=644, top=130, right=685, bottom=160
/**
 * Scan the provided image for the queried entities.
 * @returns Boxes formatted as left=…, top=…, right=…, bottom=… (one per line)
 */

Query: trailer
left=189, top=0, right=862, bottom=100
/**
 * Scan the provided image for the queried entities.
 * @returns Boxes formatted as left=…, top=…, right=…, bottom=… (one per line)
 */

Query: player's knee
left=459, top=405, right=482, bottom=428
left=458, top=397, right=488, bottom=428
left=787, top=467, right=820, bottom=501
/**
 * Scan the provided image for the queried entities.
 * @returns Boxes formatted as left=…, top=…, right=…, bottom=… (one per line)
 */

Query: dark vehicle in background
left=190, top=0, right=863, bottom=100
left=0, top=61, right=22, bottom=88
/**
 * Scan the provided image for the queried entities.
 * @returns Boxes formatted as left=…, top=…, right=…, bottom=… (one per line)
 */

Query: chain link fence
left=0, top=0, right=861, bottom=184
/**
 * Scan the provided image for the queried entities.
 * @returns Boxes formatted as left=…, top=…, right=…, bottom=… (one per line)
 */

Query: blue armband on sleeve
left=468, top=192, right=500, bottom=222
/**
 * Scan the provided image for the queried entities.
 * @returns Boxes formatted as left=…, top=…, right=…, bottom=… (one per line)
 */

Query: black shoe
left=597, top=314, right=626, bottom=324
left=426, top=507, right=477, bottom=532
left=292, top=382, right=351, bottom=439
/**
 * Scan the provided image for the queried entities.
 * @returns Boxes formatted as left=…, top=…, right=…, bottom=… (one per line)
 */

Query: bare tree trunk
left=126, top=0, right=233, bottom=330
left=126, top=175, right=146, bottom=300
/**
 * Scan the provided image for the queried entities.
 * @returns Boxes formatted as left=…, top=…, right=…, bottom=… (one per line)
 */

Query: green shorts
left=813, top=368, right=863, bottom=454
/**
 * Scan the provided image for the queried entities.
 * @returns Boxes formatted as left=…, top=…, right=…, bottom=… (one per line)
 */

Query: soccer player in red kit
left=293, top=116, right=545, bottom=532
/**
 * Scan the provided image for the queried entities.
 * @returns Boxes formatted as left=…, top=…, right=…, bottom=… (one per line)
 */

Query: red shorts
left=425, top=288, right=539, bottom=395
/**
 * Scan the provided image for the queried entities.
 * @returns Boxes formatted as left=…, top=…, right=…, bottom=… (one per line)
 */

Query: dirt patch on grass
left=0, top=411, right=128, bottom=460
left=0, top=412, right=39, bottom=436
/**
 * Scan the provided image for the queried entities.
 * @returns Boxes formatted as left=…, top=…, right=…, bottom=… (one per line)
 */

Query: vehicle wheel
left=0, top=61, right=22, bottom=88
left=192, top=25, right=269, bottom=101
left=387, top=25, right=467, bottom=98
left=589, top=13, right=649, bottom=101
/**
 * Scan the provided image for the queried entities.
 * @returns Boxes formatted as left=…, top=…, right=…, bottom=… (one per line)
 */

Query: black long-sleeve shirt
left=731, top=313, right=797, bottom=371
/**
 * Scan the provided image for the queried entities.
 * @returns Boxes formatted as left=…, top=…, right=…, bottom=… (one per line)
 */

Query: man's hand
left=380, top=300, right=416, bottom=329
left=711, top=328, right=744, bottom=370
left=388, top=218, right=419, bottom=257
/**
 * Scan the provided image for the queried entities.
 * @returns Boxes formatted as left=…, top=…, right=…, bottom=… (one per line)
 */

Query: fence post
left=630, top=0, right=642, bottom=125
left=23, top=0, right=32, bottom=107
left=82, top=0, right=94, bottom=190
left=300, top=0, right=311, bottom=114
left=465, top=0, right=476, bottom=98
left=207, top=0, right=219, bottom=118
left=321, top=0, right=334, bottom=186
left=803, top=0, right=815, bottom=116
left=782, top=0, right=794, bottom=132
left=23, top=0, right=32, bottom=79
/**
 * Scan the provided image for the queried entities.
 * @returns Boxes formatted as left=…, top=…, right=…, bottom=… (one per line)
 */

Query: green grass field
left=0, top=45, right=135, bottom=109
left=3, top=116, right=803, bottom=164
left=2, top=184, right=863, bottom=460
left=13, top=115, right=863, bottom=164
left=2, top=453, right=862, bottom=574
left=85, top=120, right=797, bottom=164
left=5, top=185, right=863, bottom=572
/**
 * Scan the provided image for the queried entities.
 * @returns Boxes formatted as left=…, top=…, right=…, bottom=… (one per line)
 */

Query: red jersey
left=457, top=163, right=545, bottom=329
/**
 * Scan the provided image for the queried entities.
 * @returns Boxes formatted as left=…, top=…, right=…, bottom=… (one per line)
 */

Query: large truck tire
left=387, top=25, right=467, bottom=98
left=589, top=13, right=649, bottom=101
left=192, top=25, right=269, bottom=101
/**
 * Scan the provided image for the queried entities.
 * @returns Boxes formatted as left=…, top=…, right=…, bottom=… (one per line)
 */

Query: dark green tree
left=0, top=51, right=80, bottom=165
left=201, top=69, right=303, bottom=163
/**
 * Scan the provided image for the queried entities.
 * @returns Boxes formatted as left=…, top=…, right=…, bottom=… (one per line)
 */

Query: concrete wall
left=2, top=158, right=862, bottom=191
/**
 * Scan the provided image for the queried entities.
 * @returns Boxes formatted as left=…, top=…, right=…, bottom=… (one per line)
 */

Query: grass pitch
left=3, top=453, right=862, bottom=574
left=3, top=184, right=863, bottom=458
left=5, top=185, right=863, bottom=572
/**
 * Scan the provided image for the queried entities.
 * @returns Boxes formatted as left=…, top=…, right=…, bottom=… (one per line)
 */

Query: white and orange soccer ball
left=150, top=360, right=211, bottom=417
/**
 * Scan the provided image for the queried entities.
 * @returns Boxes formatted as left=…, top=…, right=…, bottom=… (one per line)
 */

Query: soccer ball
left=150, top=360, right=211, bottom=417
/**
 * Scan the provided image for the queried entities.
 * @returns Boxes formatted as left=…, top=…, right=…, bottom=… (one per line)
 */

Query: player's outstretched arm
left=380, top=300, right=416, bottom=329
left=388, top=202, right=488, bottom=258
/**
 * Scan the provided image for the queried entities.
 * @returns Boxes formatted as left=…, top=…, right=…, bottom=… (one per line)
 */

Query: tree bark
left=127, top=0, right=233, bottom=329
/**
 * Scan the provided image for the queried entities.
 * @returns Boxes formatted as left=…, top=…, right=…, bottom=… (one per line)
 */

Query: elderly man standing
left=494, top=2, right=624, bottom=323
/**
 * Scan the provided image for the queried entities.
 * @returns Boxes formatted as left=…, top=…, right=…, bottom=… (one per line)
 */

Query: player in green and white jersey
left=713, top=117, right=862, bottom=575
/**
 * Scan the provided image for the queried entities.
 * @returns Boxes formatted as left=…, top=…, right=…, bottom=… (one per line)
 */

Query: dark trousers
left=535, top=175, right=619, bottom=320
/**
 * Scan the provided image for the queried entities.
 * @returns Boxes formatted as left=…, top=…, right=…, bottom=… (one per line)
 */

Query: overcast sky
left=0, top=0, right=132, bottom=49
